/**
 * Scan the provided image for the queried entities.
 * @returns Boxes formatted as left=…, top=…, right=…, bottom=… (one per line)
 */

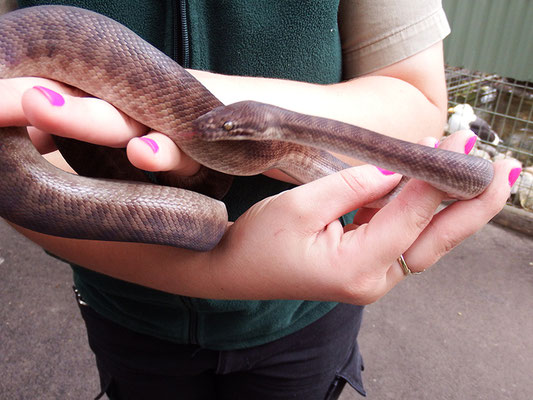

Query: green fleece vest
left=18, top=0, right=345, bottom=350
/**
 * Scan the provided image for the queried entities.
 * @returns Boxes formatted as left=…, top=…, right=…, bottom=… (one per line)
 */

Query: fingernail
left=139, top=137, right=159, bottom=153
left=434, top=140, right=440, bottom=148
left=508, top=167, right=521, bottom=187
left=33, top=86, right=65, bottom=106
left=376, top=166, right=395, bottom=176
left=464, top=136, right=477, bottom=154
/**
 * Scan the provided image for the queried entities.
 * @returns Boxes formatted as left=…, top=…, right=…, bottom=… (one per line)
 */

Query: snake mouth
left=197, top=127, right=256, bottom=141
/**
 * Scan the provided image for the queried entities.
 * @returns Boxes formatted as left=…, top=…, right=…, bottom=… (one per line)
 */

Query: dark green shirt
left=19, top=0, right=347, bottom=350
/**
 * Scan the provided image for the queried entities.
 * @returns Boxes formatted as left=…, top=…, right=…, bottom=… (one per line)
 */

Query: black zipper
left=173, top=0, right=190, bottom=67
left=173, top=0, right=196, bottom=345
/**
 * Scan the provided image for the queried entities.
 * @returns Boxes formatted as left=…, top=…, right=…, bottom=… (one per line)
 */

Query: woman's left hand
left=207, top=130, right=520, bottom=304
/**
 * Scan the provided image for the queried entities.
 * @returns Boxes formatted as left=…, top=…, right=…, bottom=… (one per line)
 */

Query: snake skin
left=195, top=102, right=495, bottom=199
left=0, top=6, right=494, bottom=251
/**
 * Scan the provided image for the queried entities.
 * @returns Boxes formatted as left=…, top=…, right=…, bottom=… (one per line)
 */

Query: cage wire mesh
left=445, top=66, right=533, bottom=213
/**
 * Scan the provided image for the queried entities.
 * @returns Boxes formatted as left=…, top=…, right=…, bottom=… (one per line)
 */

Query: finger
left=26, top=126, right=57, bottom=154
left=126, top=132, right=201, bottom=175
left=279, top=164, right=402, bottom=230
left=42, top=150, right=77, bottom=174
left=353, top=136, right=440, bottom=226
left=1, top=78, right=85, bottom=155
left=0, top=77, right=75, bottom=126
left=352, top=207, right=379, bottom=226
left=439, top=129, right=478, bottom=155
left=21, top=85, right=148, bottom=147
left=350, top=131, right=476, bottom=278
left=403, top=159, right=520, bottom=270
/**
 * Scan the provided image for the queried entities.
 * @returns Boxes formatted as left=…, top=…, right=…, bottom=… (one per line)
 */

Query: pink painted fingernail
left=434, top=140, right=440, bottom=148
left=139, top=137, right=159, bottom=153
left=33, top=86, right=65, bottom=106
left=508, top=168, right=521, bottom=187
left=464, top=136, right=477, bottom=154
left=376, top=167, right=395, bottom=176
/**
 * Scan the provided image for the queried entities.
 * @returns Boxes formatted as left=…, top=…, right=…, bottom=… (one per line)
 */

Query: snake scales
left=0, top=6, right=494, bottom=251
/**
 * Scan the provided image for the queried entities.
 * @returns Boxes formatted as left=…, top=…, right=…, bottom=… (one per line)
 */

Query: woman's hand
left=0, top=77, right=201, bottom=175
left=207, top=131, right=520, bottom=305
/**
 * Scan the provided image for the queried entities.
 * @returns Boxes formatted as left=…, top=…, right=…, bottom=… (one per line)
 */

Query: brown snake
left=0, top=6, right=494, bottom=251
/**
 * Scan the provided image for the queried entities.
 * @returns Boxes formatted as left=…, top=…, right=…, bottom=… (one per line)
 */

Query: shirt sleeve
left=338, top=0, right=450, bottom=79
left=0, top=0, right=18, bottom=14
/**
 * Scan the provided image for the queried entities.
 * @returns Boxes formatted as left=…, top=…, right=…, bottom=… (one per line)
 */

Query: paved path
left=1, top=219, right=532, bottom=399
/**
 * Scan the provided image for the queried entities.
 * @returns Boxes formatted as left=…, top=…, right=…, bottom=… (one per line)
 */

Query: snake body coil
left=0, top=6, right=494, bottom=251
left=0, top=5, right=232, bottom=250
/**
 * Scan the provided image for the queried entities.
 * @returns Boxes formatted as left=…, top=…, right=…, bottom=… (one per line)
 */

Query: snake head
left=194, top=101, right=282, bottom=142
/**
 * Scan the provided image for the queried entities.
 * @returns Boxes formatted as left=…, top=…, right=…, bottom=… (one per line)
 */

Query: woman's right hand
left=0, top=77, right=201, bottom=175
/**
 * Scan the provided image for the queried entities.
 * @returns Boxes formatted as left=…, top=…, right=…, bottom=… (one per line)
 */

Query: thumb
left=280, top=164, right=401, bottom=230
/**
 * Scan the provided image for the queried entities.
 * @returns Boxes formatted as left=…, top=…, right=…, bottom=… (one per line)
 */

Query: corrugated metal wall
left=443, top=0, right=532, bottom=82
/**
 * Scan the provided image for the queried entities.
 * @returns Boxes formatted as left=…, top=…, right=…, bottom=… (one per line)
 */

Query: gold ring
left=397, top=254, right=411, bottom=275
left=398, top=255, right=423, bottom=276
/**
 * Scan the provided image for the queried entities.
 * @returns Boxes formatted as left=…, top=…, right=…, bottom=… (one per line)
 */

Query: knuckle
left=275, top=190, right=307, bottom=216
left=411, top=205, right=434, bottom=231
left=277, top=189, right=300, bottom=209
left=484, top=195, right=507, bottom=217
left=396, top=194, right=434, bottom=232
left=338, top=169, right=371, bottom=196
left=436, top=228, right=463, bottom=256
left=340, top=279, right=383, bottom=305
left=336, top=263, right=386, bottom=305
left=483, top=203, right=504, bottom=220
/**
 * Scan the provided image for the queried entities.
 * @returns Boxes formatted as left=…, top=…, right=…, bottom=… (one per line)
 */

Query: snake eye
left=223, top=121, right=234, bottom=131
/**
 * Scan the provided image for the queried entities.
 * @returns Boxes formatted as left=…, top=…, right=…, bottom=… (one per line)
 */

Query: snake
left=0, top=6, right=494, bottom=251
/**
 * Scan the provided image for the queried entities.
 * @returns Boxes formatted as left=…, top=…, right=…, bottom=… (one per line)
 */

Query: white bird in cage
left=447, top=104, right=501, bottom=145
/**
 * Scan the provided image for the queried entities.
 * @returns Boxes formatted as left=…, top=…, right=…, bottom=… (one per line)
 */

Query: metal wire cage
left=446, top=66, right=533, bottom=212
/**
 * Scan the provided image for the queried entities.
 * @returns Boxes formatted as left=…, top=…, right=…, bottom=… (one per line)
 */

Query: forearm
left=10, top=223, right=222, bottom=297
left=191, top=50, right=446, bottom=149
left=192, top=71, right=445, bottom=142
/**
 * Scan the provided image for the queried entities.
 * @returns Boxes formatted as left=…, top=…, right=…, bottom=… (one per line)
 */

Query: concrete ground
left=1, top=219, right=532, bottom=399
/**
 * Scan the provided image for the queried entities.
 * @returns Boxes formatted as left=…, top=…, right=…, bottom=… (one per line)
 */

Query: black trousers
left=77, top=296, right=366, bottom=400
